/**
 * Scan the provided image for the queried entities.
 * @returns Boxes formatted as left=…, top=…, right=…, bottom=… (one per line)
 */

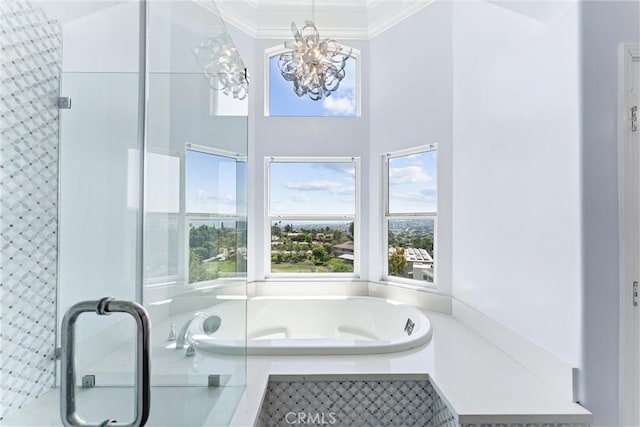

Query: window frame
left=264, top=156, right=361, bottom=279
left=184, top=143, right=247, bottom=287
left=382, top=144, right=438, bottom=288
left=263, top=44, right=362, bottom=117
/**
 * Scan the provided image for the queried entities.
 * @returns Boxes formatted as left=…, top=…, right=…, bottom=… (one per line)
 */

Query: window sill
left=379, top=277, right=438, bottom=292
left=264, top=274, right=361, bottom=282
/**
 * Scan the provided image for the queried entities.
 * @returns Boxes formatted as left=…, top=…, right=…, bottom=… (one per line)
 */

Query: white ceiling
left=214, top=0, right=436, bottom=39
left=34, top=0, right=435, bottom=40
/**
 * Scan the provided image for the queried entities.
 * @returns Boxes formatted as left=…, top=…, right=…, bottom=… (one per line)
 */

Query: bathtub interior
left=247, top=297, right=424, bottom=341
left=184, top=296, right=433, bottom=354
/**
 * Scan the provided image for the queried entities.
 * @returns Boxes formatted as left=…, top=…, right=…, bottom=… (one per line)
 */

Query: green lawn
left=203, top=260, right=237, bottom=276
left=271, top=263, right=330, bottom=273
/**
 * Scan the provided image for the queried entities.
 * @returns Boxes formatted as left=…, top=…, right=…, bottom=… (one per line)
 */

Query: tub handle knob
left=185, top=344, right=196, bottom=357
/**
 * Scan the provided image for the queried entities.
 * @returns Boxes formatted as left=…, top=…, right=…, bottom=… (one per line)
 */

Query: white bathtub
left=187, top=296, right=433, bottom=355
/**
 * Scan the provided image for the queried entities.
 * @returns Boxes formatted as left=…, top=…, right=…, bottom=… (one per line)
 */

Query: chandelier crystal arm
left=278, top=6, right=350, bottom=102
left=192, top=33, right=249, bottom=100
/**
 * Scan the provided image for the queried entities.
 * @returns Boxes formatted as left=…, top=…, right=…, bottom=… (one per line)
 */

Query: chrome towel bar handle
left=60, top=297, right=151, bottom=427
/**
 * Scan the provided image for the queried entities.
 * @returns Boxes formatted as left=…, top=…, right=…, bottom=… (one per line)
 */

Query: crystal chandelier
left=278, top=1, right=351, bottom=101
left=193, top=33, right=248, bottom=100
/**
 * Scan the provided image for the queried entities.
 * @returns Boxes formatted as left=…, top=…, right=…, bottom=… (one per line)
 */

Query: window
left=264, top=45, right=361, bottom=117
left=266, top=157, right=360, bottom=276
left=186, top=146, right=247, bottom=284
left=384, top=145, right=437, bottom=286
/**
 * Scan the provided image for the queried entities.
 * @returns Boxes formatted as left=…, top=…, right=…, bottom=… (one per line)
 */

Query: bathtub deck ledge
left=229, top=310, right=591, bottom=426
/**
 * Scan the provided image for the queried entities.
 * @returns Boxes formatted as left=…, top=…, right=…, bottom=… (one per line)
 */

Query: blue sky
left=186, top=150, right=237, bottom=214
left=388, top=151, right=437, bottom=213
left=269, top=162, right=355, bottom=215
left=184, top=151, right=437, bottom=216
left=269, top=56, right=357, bottom=117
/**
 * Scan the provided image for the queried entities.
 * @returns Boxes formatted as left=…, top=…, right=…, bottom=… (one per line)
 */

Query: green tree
left=389, top=246, right=407, bottom=276
left=411, top=235, right=434, bottom=252
left=189, top=249, right=211, bottom=283
left=312, top=247, right=328, bottom=265
left=323, top=243, right=333, bottom=256
left=328, top=258, right=352, bottom=272
left=193, top=247, right=209, bottom=260
left=271, top=221, right=282, bottom=237
left=203, top=241, right=215, bottom=258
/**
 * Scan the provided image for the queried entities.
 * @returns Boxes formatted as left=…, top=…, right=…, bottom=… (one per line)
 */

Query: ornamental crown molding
left=214, top=0, right=435, bottom=40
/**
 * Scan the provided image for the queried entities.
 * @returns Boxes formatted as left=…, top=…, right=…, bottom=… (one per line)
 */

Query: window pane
left=269, top=162, right=355, bottom=215
left=269, top=55, right=357, bottom=117
left=270, top=220, right=354, bottom=274
left=188, top=219, right=247, bottom=284
left=388, top=150, right=437, bottom=214
left=387, top=218, right=435, bottom=283
left=186, top=150, right=237, bottom=215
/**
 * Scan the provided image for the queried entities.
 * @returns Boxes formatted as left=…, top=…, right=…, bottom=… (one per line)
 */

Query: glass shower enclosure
left=0, top=0, right=248, bottom=425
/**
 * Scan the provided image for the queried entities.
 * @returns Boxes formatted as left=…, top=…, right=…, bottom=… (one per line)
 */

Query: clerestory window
left=264, top=45, right=361, bottom=117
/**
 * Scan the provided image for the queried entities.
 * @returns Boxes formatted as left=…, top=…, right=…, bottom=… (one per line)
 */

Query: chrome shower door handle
left=60, top=298, right=151, bottom=427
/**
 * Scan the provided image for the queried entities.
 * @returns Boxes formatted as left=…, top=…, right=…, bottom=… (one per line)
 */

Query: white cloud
left=289, top=193, right=310, bottom=203
left=318, top=162, right=356, bottom=178
left=187, top=189, right=236, bottom=214
left=189, top=189, right=236, bottom=204
left=285, top=180, right=348, bottom=193
left=391, top=188, right=437, bottom=202
left=389, top=166, right=432, bottom=185
left=322, top=90, right=356, bottom=116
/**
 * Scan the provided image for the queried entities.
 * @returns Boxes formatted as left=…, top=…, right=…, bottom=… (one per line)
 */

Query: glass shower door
left=55, top=0, right=249, bottom=422
left=57, top=71, right=143, bottom=425
left=56, top=70, right=247, bottom=427
left=0, top=0, right=248, bottom=424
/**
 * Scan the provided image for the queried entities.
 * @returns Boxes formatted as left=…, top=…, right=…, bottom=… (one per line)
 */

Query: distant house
left=403, top=247, right=433, bottom=263
left=333, top=241, right=355, bottom=265
left=333, top=241, right=354, bottom=256
left=337, top=253, right=354, bottom=264
left=388, top=246, right=434, bottom=280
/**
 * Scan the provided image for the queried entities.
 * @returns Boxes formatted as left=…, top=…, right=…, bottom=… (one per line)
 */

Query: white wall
left=245, top=37, right=370, bottom=281
left=451, top=0, right=582, bottom=367
left=62, top=1, right=139, bottom=72
left=580, top=2, right=640, bottom=426
left=369, top=2, right=454, bottom=294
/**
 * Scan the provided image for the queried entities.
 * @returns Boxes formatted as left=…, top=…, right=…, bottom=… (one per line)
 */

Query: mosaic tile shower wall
left=259, top=378, right=458, bottom=427
left=0, top=0, right=61, bottom=420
